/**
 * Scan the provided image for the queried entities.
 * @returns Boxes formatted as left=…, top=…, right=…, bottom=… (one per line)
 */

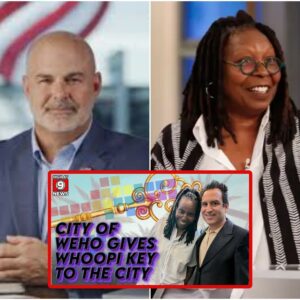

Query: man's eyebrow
left=35, top=74, right=52, bottom=78
left=65, top=72, right=85, bottom=77
left=202, top=199, right=222, bottom=203
left=34, top=72, right=85, bottom=78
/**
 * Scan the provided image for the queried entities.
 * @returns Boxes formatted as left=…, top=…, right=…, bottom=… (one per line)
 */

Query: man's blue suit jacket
left=0, top=120, right=149, bottom=241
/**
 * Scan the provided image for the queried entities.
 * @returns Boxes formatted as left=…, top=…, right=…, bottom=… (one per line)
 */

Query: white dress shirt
left=146, top=216, right=198, bottom=284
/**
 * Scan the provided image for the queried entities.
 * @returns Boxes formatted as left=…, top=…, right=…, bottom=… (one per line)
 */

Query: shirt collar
left=193, top=107, right=270, bottom=150
left=206, top=224, right=224, bottom=234
left=31, top=119, right=92, bottom=165
left=171, top=226, right=186, bottom=241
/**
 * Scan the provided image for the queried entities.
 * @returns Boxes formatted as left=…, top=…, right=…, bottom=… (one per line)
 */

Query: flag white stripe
left=0, top=2, right=63, bottom=59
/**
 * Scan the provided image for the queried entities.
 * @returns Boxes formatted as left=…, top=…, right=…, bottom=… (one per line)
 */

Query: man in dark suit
left=194, top=180, right=249, bottom=285
left=0, top=31, right=148, bottom=294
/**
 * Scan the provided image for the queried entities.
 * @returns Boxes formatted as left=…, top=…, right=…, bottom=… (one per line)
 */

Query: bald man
left=0, top=32, right=148, bottom=290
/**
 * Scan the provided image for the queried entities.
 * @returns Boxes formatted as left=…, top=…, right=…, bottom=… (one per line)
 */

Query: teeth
left=249, top=86, right=269, bottom=94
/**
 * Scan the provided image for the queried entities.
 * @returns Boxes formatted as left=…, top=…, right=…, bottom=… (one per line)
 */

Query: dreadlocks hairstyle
left=200, top=180, right=229, bottom=205
left=181, top=10, right=296, bottom=147
left=163, top=187, right=201, bottom=245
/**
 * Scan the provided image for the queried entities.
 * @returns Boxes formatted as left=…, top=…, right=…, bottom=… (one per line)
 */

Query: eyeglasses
left=223, top=56, right=285, bottom=75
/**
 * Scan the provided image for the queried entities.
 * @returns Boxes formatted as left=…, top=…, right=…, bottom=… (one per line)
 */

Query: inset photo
left=49, top=170, right=252, bottom=289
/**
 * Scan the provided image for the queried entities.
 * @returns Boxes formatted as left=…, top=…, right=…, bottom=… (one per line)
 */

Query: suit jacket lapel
left=8, top=132, right=39, bottom=237
left=201, top=219, right=233, bottom=268
left=70, top=121, right=112, bottom=170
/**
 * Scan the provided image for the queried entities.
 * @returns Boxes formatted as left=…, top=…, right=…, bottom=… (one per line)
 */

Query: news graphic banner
left=48, top=171, right=252, bottom=288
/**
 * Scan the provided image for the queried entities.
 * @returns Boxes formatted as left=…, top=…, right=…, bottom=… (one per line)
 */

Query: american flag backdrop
left=0, top=1, right=109, bottom=85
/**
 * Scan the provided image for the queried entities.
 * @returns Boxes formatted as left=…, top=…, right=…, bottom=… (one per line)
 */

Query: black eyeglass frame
left=223, top=56, right=285, bottom=76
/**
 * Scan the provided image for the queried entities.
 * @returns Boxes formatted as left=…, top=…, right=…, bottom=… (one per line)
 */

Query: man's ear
left=22, top=75, right=30, bottom=99
left=93, top=72, right=101, bottom=96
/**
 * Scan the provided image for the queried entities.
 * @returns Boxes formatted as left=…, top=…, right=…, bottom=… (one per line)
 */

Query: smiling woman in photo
left=145, top=188, right=201, bottom=285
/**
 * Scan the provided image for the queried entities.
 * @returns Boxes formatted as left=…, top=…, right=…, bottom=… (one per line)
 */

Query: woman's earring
left=205, top=82, right=215, bottom=100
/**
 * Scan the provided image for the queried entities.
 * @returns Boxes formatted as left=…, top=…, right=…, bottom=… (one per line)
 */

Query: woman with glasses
left=151, top=9, right=300, bottom=280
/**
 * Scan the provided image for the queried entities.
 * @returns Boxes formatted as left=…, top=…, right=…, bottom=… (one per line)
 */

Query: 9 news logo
left=52, top=175, right=69, bottom=196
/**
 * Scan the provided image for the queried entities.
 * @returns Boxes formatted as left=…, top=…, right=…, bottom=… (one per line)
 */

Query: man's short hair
left=201, top=180, right=228, bottom=205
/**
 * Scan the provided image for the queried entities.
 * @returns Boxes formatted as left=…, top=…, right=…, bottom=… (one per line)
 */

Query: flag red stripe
left=79, top=2, right=109, bottom=38
left=0, top=2, right=79, bottom=81
left=0, top=2, right=29, bottom=23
